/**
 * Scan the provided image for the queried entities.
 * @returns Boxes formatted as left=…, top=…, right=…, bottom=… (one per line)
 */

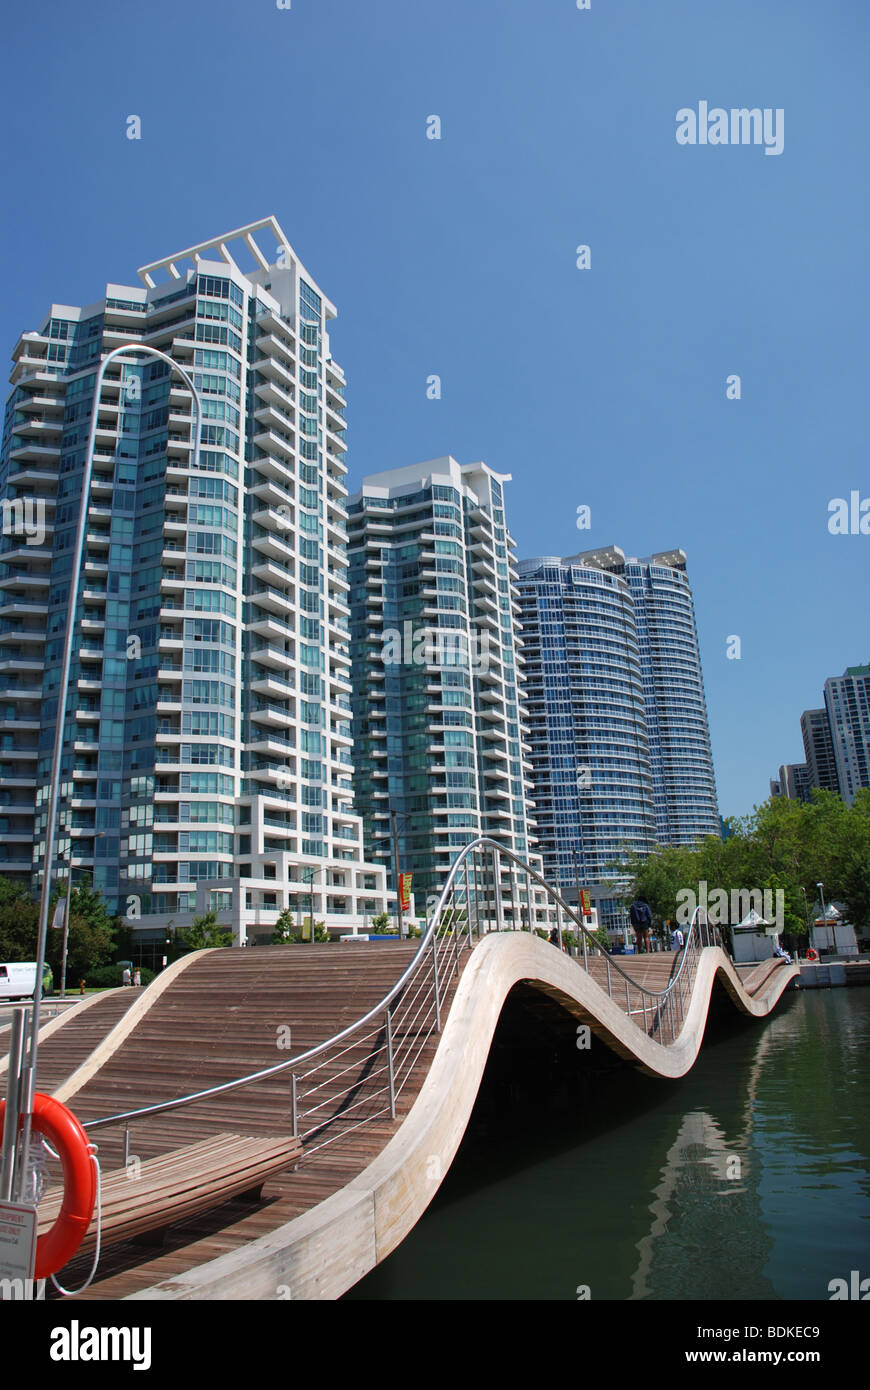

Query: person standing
left=669, top=921, right=684, bottom=952
left=122, top=966, right=131, bottom=987
left=629, top=897, right=653, bottom=954
left=133, top=967, right=142, bottom=987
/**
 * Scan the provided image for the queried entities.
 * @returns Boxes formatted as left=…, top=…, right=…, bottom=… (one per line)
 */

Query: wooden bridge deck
left=0, top=988, right=142, bottom=1090
left=28, top=941, right=791, bottom=1300
left=43, top=944, right=457, bottom=1299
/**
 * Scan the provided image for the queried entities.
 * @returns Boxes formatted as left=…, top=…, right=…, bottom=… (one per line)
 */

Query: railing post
left=432, top=932, right=442, bottom=1032
left=291, top=1073, right=298, bottom=1139
left=469, top=853, right=478, bottom=940
left=625, top=978, right=631, bottom=1015
left=123, top=1125, right=130, bottom=1169
left=556, top=899, right=563, bottom=952
left=491, top=847, right=503, bottom=931
left=581, top=915, right=588, bottom=971
left=605, top=952, right=611, bottom=999
left=484, top=848, right=493, bottom=933
left=385, top=1010, right=396, bottom=1120
left=465, top=863, right=473, bottom=950
left=0, top=1007, right=26, bottom=1201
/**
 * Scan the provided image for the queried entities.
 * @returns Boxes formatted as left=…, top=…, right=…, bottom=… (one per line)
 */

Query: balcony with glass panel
left=249, top=670, right=296, bottom=699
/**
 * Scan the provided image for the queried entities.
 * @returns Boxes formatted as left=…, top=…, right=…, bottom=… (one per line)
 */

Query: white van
left=0, top=962, right=53, bottom=1002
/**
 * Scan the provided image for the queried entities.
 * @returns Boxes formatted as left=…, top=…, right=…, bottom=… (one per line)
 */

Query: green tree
left=298, top=916, right=329, bottom=943
left=183, top=909, right=232, bottom=950
left=0, top=879, right=38, bottom=961
left=46, top=874, right=115, bottom=981
left=270, top=907, right=296, bottom=943
left=615, top=788, right=870, bottom=936
left=57, top=910, right=115, bottom=981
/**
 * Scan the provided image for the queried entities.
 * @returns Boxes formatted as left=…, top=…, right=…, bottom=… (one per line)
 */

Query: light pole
left=10, top=344, right=201, bottom=1203
left=816, top=881, right=826, bottom=952
left=801, top=886, right=812, bottom=958
left=300, top=865, right=316, bottom=941
left=55, top=859, right=84, bottom=999
left=391, top=808, right=404, bottom=937
left=388, top=807, right=413, bottom=938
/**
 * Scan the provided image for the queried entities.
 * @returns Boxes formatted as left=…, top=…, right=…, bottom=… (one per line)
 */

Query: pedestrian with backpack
left=629, top=897, right=653, bottom=954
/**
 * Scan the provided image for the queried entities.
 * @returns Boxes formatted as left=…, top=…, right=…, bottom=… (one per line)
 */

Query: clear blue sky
left=1, top=0, right=867, bottom=820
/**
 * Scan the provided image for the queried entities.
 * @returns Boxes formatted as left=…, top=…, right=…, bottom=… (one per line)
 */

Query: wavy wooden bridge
left=4, top=840, right=798, bottom=1301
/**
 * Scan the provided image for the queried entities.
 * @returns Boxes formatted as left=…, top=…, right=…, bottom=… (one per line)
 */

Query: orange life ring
left=806, top=947, right=818, bottom=962
left=0, top=1093, right=97, bottom=1279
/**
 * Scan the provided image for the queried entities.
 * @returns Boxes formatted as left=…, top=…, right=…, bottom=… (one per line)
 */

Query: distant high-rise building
left=517, top=545, right=719, bottom=927
left=347, top=457, right=536, bottom=907
left=517, top=548, right=654, bottom=919
left=771, top=763, right=811, bottom=802
left=623, top=551, right=720, bottom=844
left=0, top=217, right=389, bottom=958
left=824, top=665, right=870, bottom=805
left=801, top=707, right=839, bottom=794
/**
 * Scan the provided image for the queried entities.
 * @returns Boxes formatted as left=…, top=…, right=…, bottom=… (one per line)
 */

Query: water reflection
left=347, top=988, right=870, bottom=1300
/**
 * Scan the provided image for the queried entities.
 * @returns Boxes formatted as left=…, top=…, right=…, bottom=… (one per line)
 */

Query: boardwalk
left=31, top=919, right=795, bottom=1301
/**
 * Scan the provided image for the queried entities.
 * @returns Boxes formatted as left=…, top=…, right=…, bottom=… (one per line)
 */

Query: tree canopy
left=615, top=790, right=870, bottom=935
left=0, top=873, right=117, bottom=979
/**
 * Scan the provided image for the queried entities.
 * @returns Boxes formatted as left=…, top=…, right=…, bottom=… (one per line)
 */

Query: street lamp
left=800, top=886, right=812, bottom=957
left=384, top=807, right=414, bottom=938
left=53, top=859, right=86, bottom=998
left=816, top=881, right=826, bottom=952
left=390, top=807, right=411, bottom=938
left=10, top=344, right=202, bottom=1203
left=300, top=865, right=317, bottom=942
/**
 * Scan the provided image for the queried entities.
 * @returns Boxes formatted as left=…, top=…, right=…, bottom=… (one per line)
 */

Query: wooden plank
left=38, top=1132, right=301, bottom=1256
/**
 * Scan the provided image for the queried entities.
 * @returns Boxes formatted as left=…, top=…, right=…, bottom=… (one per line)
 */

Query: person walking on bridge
left=629, top=897, right=653, bottom=953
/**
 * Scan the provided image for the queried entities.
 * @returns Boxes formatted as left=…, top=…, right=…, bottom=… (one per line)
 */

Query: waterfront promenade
left=7, top=840, right=798, bottom=1301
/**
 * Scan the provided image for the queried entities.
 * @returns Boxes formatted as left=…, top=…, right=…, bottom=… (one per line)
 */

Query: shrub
left=83, top=964, right=156, bottom=989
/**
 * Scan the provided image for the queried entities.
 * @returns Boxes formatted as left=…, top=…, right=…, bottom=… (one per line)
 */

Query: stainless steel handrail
left=81, top=837, right=721, bottom=1134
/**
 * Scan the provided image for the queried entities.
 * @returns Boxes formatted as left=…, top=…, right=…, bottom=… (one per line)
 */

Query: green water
left=346, top=988, right=870, bottom=1300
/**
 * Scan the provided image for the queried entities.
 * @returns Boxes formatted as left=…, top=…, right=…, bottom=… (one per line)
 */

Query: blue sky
left=1, top=0, right=867, bottom=819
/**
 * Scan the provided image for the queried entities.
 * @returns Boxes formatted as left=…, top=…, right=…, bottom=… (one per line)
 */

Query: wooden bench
left=37, top=1132, right=302, bottom=1256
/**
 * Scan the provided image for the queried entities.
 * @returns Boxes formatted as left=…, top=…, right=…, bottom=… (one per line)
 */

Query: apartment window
left=299, top=281, right=322, bottom=323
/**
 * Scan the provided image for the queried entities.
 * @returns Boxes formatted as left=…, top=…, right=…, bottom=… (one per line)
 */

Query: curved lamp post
left=9, top=344, right=201, bottom=1201
left=815, top=881, right=826, bottom=953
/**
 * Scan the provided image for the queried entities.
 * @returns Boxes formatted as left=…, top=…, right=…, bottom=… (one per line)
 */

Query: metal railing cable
left=78, top=839, right=725, bottom=1153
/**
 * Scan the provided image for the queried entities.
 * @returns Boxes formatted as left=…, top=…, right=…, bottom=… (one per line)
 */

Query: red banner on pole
left=399, top=873, right=412, bottom=912
left=579, top=888, right=591, bottom=916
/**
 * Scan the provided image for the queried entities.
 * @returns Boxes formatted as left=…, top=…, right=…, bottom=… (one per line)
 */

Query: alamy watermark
left=828, top=491, right=870, bottom=535
left=676, top=103, right=784, bottom=157
left=676, top=881, right=784, bottom=933
left=828, top=1270, right=870, bottom=1299
left=1, top=496, right=46, bottom=546
left=49, top=1322, right=151, bottom=1370
left=381, top=620, right=491, bottom=673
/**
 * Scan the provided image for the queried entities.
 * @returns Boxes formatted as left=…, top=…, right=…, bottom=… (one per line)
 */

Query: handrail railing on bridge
left=80, top=838, right=724, bottom=1159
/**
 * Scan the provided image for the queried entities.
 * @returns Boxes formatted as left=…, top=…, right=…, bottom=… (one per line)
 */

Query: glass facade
left=518, top=546, right=719, bottom=930
left=0, top=218, right=388, bottom=946
left=824, top=666, right=870, bottom=804
left=348, top=458, right=536, bottom=907
left=624, top=555, right=720, bottom=845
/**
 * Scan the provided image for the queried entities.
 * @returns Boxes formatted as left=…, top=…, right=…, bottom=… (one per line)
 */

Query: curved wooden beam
left=126, top=935, right=797, bottom=1301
